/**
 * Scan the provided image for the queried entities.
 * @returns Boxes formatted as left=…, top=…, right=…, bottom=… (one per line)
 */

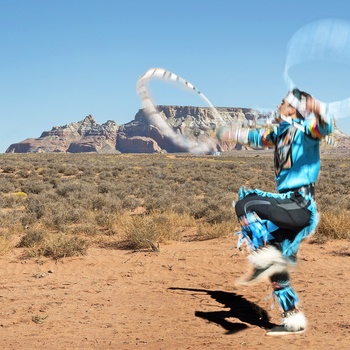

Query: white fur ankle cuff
left=248, top=246, right=287, bottom=269
left=283, top=310, right=307, bottom=331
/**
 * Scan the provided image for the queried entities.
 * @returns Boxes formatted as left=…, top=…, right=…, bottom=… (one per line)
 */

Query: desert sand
left=0, top=236, right=349, bottom=350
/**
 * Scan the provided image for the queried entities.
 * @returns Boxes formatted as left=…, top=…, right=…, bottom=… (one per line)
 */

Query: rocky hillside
left=6, top=115, right=119, bottom=154
left=5, top=106, right=350, bottom=154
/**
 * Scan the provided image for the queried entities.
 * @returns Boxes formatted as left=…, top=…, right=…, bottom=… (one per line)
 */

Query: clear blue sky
left=1, top=0, right=350, bottom=153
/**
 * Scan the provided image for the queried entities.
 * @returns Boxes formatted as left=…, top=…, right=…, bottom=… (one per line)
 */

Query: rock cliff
left=6, top=115, right=119, bottom=154
left=5, top=106, right=350, bottom=154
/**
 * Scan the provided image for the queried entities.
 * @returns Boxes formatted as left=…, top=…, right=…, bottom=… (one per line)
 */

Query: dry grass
left=0, top=152, right=349, bottom=259
left=313, top=211, right=350, bottom=242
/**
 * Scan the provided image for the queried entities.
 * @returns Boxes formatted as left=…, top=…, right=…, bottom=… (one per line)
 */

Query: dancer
left=217, top=88, right=334, bottom=335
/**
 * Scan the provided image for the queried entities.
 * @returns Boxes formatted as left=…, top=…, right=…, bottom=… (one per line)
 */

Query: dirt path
left=0, top=236, right=349, bottom=349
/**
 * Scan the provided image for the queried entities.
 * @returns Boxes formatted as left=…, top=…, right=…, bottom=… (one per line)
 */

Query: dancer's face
left=276, top=98, right=297, bottom=121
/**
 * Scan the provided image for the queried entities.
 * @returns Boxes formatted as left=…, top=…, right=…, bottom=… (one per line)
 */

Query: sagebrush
left=0, top=152, right=349, bottom=258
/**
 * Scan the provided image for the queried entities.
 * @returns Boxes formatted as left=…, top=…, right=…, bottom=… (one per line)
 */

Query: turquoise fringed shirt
left=246, top=114, right=334, bottom=192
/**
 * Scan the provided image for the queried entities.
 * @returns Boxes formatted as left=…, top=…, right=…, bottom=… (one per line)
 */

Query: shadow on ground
left=168, top=287, right=276, bottom=334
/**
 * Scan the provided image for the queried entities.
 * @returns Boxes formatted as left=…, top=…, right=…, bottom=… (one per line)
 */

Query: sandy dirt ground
left=0, top=236, right=349, bottom=350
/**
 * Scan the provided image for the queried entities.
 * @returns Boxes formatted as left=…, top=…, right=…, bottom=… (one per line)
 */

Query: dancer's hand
left=306, top=95, right=330, bottom=124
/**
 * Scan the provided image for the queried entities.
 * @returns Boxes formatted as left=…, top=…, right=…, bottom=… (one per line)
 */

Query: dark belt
left=281, top=184, right=315, bottom=199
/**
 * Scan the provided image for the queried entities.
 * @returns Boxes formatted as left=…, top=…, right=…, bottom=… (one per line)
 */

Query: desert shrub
left=314, top=211, right=350, bottom=241
left=0, top=194, right=17, bottom=209
left=0, top=177, right=16, bottom=193
left=45, top=177, right=61, bottom=189
left=79, top=167, right=95, bottom=177
left=195, top=221, right=235, bottom=241
left=95, top=211, right=118, bottom=231
left=2, top=165, right=16, bottom=173
left=90, top=194, right=109, bottom=211
left=99, top=171, right=114, bottom=180
left=42, top=200, right=84, bottom=232
left=21, top=179, right=49, bottom=194
left=17, top=229, right=45, bottom=248
left=56, top=181, right=83, bottom=197
left=112, top=166, right=125, bottom=175
left=0, top=192, right=28, bottom=212
left=316, top=193, right=336, bottom=211
left=66, top=222, right=99, bottom=235
left=188, top=201, right=210, bottom=220
left=120, top=210, right=190, bottom=249
left=31, top=234, right=89, bottom=259
left=39, top=164, right=58, bottom=175
left=143, top=190, right=176, bottom=212
left=0, top=234, right=13, bottom=256
left=120, top=215, right=163, bottom=250
left=17, top=168, right=33, bottom=178
left=204, top=205, right=234, bottom=224
left=57, top=164, right=79, bottom=176
left=121, top=195, right=142, bottom=211
left=0, top=209, right=25, bottom=240
left=89, top=194, right=123, bottom=213
left=24, top=196, right=46, bottom=220
left=13, top=191, right=28, bottom=199
left=97, top=181, right=110, bottom=194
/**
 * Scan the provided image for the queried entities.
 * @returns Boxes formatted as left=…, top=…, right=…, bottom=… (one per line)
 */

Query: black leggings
left=235, top=192, right=312, bottom=244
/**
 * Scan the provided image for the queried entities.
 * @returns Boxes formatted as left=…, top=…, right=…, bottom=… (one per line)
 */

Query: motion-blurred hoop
left=136, top=67, right=225, bottom=154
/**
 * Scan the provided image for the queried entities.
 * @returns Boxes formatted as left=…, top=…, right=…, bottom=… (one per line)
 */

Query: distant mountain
left=5, top=107, right=350, bottom=154
left=6, top=115, right=119, bottom=154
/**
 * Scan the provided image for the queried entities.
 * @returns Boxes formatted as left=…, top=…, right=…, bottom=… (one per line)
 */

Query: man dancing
left=218, top=88, right=334, bottom=335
